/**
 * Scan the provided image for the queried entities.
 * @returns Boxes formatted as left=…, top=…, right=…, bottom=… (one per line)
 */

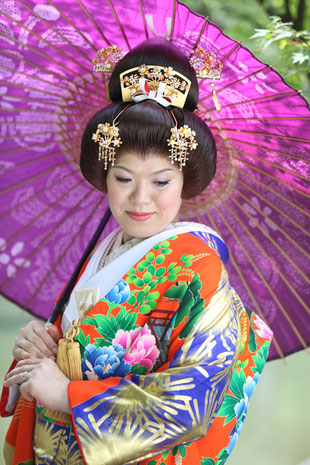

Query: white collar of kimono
left=61, top=222, right=225, bottom=333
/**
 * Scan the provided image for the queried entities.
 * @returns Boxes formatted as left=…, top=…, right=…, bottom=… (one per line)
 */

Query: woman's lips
left=126, top=211, right=154, bottom=221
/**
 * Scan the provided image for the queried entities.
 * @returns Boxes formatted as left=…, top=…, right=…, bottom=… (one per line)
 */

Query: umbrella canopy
left=0, top=0, right=309, bottom=361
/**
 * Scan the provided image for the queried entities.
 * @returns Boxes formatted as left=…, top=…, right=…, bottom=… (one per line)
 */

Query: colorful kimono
left=1, top=222, right=273, bottom=465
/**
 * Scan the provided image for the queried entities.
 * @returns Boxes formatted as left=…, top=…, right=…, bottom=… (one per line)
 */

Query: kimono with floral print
left=1, top=227, right=272, bottom=465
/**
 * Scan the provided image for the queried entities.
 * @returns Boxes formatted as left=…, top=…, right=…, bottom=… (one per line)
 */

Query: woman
left=1, top=39, right=273, bottom=465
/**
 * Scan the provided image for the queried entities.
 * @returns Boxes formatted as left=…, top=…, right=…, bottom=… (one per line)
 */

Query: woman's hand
left=3, top=358, right=70, bottom=413
left=12, top=321, right=59, bottom=361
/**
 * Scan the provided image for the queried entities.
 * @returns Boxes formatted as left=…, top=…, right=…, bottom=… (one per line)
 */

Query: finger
left=47, top=325, right=60, bottom=344
left=32, top=322, right=58, bottom=354
left=20, top=323, right=57, bottom=358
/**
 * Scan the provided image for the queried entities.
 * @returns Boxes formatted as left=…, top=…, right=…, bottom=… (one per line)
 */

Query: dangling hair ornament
left=92, top=106, right=133, bottom=169
left=189, top=47, right=223, bottom=111
left=92, top=122, right=122, bottom=169
left=168, top=112, right=198, bottom=170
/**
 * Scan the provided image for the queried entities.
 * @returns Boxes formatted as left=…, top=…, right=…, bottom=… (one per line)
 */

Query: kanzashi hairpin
left=92, top=45, right=123, bottom=73
left=92, top=123, right=122, bottom=169
left=168, top=124, right=198, bottom=170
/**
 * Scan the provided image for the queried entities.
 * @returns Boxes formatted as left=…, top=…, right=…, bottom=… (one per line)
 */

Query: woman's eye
left=116, top=176, right=131, bottom=183
left=154, top=180, right=170, bottom=187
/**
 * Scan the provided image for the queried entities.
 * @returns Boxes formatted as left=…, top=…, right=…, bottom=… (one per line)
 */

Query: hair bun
left=109, top=38, right=199, bottom=111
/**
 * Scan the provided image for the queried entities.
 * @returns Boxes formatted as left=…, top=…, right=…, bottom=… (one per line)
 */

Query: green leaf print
left=94, top=308, right=137, bottom=344
left=200, top=459, right=216, bottom=465
left=252, top=341, right=270, bottom=374
left=142, top=271, right=152, bottom=283
left=147, top=264, right=156, bottom=274
left=155, top=266, right=165, bottom=277
left=217, top=394, right=240, bottom=424
left=177, top=274, right=205, bottom=339
left=139, top=304, right=152, bottom=314
left=164, top=284, right=187, bottom=300
left=153, top=243, right=160, bottom=251
left=174, top=290, right=195, bottom=327
left=128, top=268, right=136, bottom=275
left=146, top=461, right=157, bottom=465
left=229, top=368, right=246, bottom=399
left=82, top=315, right=99, bottom=328
left=133, top=278, right=144, bottom=288
left=161, top=248, right=172, bottom=255
left=168, top=262, right=177, bottom=271
left=160, top=240, right=170, bottom=248
left=167, top=274, right=178, bottom=282
left=146, top=251, right=155, bottom=262
left=75, top=331, right=90, bottom=358
left=155, top=254, right=165, bottom=265
left=148, top=291, right=160, bottom=300
left=130, top=364, right=148, bottom=374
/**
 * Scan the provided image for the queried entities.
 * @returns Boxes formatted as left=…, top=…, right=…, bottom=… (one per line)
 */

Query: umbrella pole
left=47, top=207, right=112, bottom=325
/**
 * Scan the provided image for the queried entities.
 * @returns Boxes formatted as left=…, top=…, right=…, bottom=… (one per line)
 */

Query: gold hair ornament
left=168, top=112, right=198, bottom=170
left=189, top=47, right=223, bottom=110
left=120, top=65, right=191, bottom=109
left=92, top=45, right=123, bottom=73
left=92, top=122, right=122, bottom=169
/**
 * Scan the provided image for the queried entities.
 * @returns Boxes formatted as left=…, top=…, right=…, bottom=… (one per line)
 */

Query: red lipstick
left=126, top=211, right=154, bottom=221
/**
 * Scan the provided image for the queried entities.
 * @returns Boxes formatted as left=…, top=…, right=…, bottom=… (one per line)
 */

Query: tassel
left=67, top=341, right=83, bottom=381
left=210, top=83, right=221, bottom=111
left=43, top=319, right=81, bottom=423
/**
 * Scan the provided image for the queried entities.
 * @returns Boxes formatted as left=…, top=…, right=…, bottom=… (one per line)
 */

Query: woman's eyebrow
left=113, top=165, right=174, bottom=174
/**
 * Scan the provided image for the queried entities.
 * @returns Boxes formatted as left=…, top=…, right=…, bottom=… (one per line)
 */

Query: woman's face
left=106, top=152, right=184, bottom=242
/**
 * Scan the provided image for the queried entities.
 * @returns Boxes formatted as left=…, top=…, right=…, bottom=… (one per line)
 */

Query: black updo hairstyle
left=80, top=38, right=216, bottom=199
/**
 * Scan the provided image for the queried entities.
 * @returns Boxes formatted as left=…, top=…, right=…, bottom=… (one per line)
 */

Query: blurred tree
left=182, top=0, right=310, bottom=100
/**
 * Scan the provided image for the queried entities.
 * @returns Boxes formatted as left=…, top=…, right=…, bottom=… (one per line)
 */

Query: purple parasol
left=0, top=0, right=309, bottom=361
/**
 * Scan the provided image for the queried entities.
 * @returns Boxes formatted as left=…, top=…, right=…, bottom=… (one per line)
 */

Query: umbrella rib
left=1, top=10, right=94, bottom=76
left=210, top=90, right=302, bottom=111
left=212, top=116, right=310, bottom=122
left=231, top=195, right=310, bottom=284
left=0, top=31, right=92, bottom=85
left=0, top=121, right=55, bottom=126
left=0, top=160, right=75, bottom=195
left=138, top=0, right=149, bottom=39
left=214, top=203, right=309, bottom=351
left=0, top=140, right=68, bottom=155
left=0, top=64, right=84, bottom=97
left=191, top=209, right=285, bottom=360
left=235, top=166, right=310, bottom=226
left=0, top=169, right=81, bottom=220
left=169, top=0, right=177, bottom=41
left=233, top=155, right=310, bottom=201
left=1, top=151, right=71, bottom=171
left=2, top=179, right=86, bottom=250
left=0, top=84, right=95, bottom=114
left=0, top=131, right=65, bottom=141
left=0, top=188, right=98, bottom=290
left=25, top=196, right=106, bottom=308
left=210, top=126, right=310, bottom=144
left=236, top=178, right=310, bottom=245
left=45, top=0, right=97, bottom=52
left=107, top=0, right=131, bottom=50
left=0, top=49, right=76, bottom=88
left=76, top=0, right=111, bottom=46
left=220, top=147, right=310, bottom=182
left=0, top=49, right=102, bottom=102
left=199, top=65, right=272, bottom=102
left=192, top=16, right=209, bottom=50
left=216, top=137, right=310, bottom=163
left=15, top=0, right=93, bottom=63
left=218, top=41, right=242, bottom=66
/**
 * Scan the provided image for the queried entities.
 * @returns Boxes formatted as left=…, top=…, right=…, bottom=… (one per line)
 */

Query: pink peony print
left=113, top=325, right=160, bottom=371
left=253, top=316, right=273, bottom=341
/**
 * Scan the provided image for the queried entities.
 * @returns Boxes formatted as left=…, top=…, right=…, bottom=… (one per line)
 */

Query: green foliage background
left=182, top=0, right=310, bottom=100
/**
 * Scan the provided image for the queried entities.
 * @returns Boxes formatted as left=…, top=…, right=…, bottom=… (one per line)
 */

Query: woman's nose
left=129, top=182, right=151, bottom=204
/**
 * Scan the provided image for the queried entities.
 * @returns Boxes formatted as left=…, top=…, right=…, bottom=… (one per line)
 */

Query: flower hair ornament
left=167, top=112, right=198, bottom=170
left=91, top=107, right=130, bottom=169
